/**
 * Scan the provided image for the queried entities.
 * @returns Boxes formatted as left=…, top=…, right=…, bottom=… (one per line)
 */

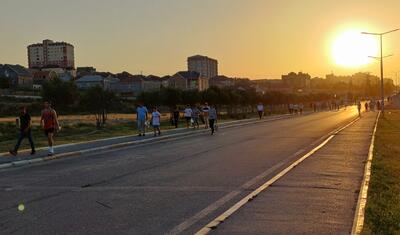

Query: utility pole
left=362, top=29, right=399, bottom=116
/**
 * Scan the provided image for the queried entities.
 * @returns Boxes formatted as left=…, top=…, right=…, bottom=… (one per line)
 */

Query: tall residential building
left=28, top=39, right=75, bottom=69
left=187, top=55, right=218, bottom=79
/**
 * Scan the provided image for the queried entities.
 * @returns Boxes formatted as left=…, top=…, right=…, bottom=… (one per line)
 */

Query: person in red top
left=40, top=101, right=60, bottom=156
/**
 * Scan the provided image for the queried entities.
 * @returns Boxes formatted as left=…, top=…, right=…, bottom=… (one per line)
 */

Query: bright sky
left=1, top=0, right=400, bottom=79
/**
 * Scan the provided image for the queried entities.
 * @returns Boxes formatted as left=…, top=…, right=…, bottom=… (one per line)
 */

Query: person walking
left=184, top=105, right=192, bottom=129
left=370, top=100, right=375, bottom=111
left=208, top=104, right=218, bottom=135
left=365, top=102, right=369, bottom=112
left=257, top=103, right=264, bottom=119
left=173, top=106, right=180, bottom=128
left=40, top=101, right=60, bottom=156
left=299, top=103, right=304, bottom=114
left=202, top=103, right=210, bottom=129
left=136, top=102, right=148, bottom=136
left=191, top=105, right=201, bottom=129
left=357, top=101, right=362, bottom=117
left=151, top=107, right=161, bottom=137
left=9, top=106, right=35, bottom=156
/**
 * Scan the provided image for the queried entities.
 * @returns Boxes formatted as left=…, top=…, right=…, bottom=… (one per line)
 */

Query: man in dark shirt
left=9, top=106, right=36, bottom=156
left=173, top=106, right=180, bottom=128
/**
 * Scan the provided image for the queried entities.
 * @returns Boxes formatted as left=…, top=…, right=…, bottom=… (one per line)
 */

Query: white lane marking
left=168, top=117, right=359, bottom=235
left=194, top=117, right=359, bottom=235
left=167, top=159, right=289, bottom=235
left=351, top=112, right=380, bottom=235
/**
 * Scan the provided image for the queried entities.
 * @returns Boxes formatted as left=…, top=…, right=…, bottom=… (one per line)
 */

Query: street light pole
left=362, top=28, right=399, bottom=116
left=380, top=34, right=384, bottom=114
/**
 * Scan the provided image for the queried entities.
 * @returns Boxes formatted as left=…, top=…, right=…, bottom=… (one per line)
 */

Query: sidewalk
left=212, top=112, right=378, bottom=235
left=0, top=113, right=296, bottom=167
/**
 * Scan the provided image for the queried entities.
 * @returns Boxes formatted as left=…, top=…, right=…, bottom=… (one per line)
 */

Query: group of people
left=288, top=103, right=304, bottom=114
left=357, top=100, right=382, bottom=116
left=136, top=102, right=219, bottom=136
left=9, top=101, right=60, bottom=157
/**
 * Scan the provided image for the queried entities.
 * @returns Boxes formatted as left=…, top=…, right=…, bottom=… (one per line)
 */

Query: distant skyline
left=1, top=0, right=400, bottom=79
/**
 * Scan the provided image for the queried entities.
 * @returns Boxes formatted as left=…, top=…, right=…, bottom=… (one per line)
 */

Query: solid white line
left=166, top=117, right=359, bottom=235
left=194, top=117, right=359, bottom=235
left=351, top=111, right=380, bottom=235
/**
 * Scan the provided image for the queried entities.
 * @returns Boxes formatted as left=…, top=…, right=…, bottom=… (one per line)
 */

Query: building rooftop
left=188, top=55, right=218, bottom=62
left=3, top=64, right=32, bottom=76
left=176, top=71, right=201, bottom=79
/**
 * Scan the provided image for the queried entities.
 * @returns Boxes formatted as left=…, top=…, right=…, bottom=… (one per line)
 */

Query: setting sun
left=332, top=30, right=379, bottom=68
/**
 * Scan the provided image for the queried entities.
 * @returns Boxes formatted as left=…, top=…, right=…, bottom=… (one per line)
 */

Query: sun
left=332, top=30, right=379, bottom=67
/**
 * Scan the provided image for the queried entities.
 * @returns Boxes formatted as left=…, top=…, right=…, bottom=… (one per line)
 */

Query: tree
left=0, top=77, right=10, bottom=89
left=80, top=86, right=118, bottom=128
left=41, top=78, right=78, bottom=111
left=160, top=88, right=182, bottom=108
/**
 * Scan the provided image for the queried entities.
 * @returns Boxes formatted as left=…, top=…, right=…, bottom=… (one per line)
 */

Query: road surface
left=0, top=108, right=376, bottom=234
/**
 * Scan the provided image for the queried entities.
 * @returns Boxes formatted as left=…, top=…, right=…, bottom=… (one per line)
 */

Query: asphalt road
left=0, top=107, right=369, bottom=235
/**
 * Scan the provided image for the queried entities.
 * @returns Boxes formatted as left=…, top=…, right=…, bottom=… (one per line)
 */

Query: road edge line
left=351, top=111, right=380, bottom=235
left=0, top=113, right=299, bottom=170
left=194, top=117, right=360, bottom=235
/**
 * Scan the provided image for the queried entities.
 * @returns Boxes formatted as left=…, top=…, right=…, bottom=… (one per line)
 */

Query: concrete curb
left=0, top=115, right=289, bottom=157
left=0, top=113, right=303, bottom=170
left=351, top=111, right=380, bottom=235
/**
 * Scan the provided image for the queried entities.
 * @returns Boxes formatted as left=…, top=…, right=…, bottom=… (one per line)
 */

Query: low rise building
left=0, top=64, right=33, bottom=89
left=76, top=75, right=119, bottom=90
left=209, top=75, right=234, bottom=88
left=169, top=71, right=209, bottom=91
left=32, top=70, right=58, bottom=89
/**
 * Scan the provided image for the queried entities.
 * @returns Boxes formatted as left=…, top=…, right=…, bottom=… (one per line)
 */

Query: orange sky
left=1, top=0, right=400, bottom=79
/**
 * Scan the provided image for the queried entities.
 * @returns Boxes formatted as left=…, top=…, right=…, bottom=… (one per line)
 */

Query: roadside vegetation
left=363, top=109, right=400, bottom=235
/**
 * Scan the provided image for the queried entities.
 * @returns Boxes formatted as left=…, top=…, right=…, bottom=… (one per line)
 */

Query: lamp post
left=362, top=29, right=399, bottom=115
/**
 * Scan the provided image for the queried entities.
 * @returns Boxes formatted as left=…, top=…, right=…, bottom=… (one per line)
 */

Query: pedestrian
left=151, top=107, right=161, bottom=137
left=208, top=104, right=218, bottom=135
left=9, top=106, right=36, bottom=156
left=365, top=102, right=369, bottom=112
left=40, top=101, right=60, bottom=156
left=202, top=103, right=210, bottom=129
left=136, top=102, right=148, bottom=136
left=257, top=103, right=264, bottom=119
left=377, top=100, right=381, bottom=110
left=299, top=103, right=304, bottom=114
left=370, top=100, right=375, bottom=111
left=173, top=106, right=180, bottom=128
left=192, top=105, right=201, bottom=129
left=184, top=105, right=192, bottom=129
left=357, top=101, right=362, bottom=117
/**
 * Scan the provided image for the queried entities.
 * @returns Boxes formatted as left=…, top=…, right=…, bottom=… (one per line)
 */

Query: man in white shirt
left=184, top=105, right=192, bottom=129
left=202, top=102, right=210, bottom=129
left=257, top=103, right=264, bottom=119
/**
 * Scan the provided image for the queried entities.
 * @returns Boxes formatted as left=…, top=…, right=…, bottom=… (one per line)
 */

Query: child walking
left=151, top=107, right=161, bottom=136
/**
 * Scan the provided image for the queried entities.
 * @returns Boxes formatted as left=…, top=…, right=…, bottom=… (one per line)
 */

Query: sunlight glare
left=332, top=30, right=379, bottom=67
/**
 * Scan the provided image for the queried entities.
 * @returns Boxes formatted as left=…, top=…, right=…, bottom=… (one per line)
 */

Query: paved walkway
left=0, top=114, right=294, bottom=165
left=212, top=111, right=377, bottom=235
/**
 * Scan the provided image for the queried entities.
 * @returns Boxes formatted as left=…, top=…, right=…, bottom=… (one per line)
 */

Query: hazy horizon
left=1, top=0, right=400, bottom=79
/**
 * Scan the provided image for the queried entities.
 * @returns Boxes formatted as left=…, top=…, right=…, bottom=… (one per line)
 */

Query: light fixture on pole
left=362, top=29, right=399, bottom=116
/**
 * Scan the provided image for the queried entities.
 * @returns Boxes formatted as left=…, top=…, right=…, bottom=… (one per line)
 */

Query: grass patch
left=363, top=110, right=400, bottom=235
